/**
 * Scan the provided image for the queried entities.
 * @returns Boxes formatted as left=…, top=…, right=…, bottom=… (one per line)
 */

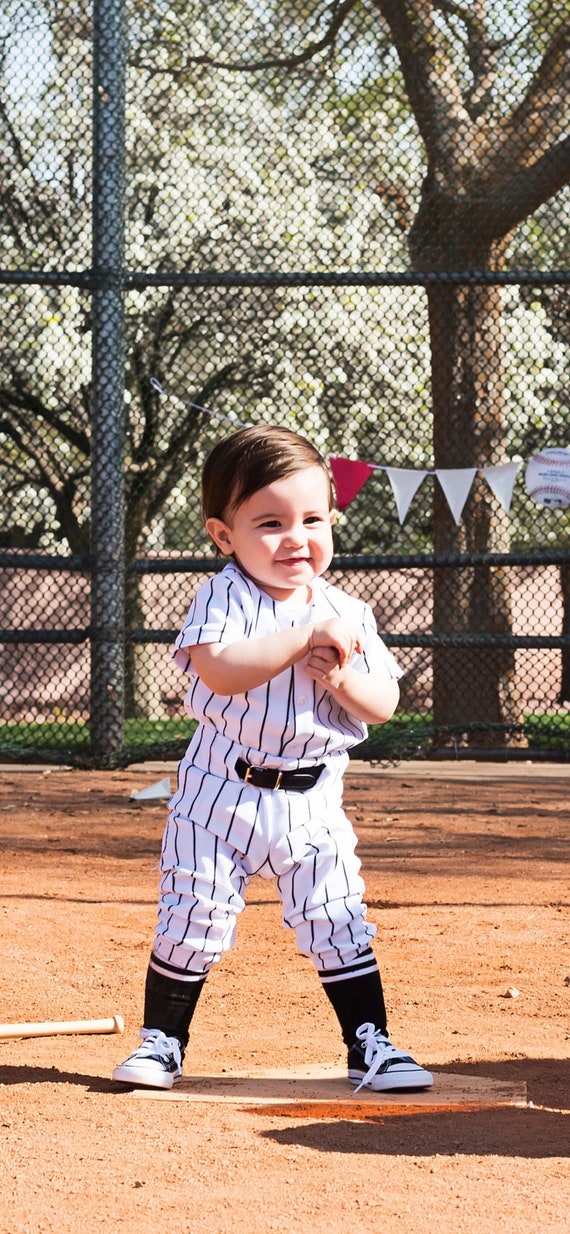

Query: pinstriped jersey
left=172, top=560, right=402, bottom=766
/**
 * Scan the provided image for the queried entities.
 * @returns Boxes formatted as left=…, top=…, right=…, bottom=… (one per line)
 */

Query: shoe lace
left=138, top=1029, right=182, bottom=1069
left=352, top=1022, right=393, bottom=1094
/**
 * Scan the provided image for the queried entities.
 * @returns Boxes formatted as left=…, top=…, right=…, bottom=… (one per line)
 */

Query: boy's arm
left=189, top=618, right=362, bottom=695
left=305, top=646, right=400, bottom=724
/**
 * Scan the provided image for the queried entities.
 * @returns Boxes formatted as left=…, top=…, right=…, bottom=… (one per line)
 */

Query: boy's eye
left=259, top=519, right=281, bottom=528
left=304, top=515, right=324, bottom=525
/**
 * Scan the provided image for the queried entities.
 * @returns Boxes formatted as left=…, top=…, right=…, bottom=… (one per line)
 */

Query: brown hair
left=202, top=425, right=334, bottom=522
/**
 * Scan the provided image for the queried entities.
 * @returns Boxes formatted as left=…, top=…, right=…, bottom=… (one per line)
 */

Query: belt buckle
left=243, top=763, right=283, bottom=789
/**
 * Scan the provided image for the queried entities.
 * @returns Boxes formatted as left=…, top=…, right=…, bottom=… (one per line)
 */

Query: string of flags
left=150, top=380, right=570, bottom=525
left=328, top=447, right=570, bottom=523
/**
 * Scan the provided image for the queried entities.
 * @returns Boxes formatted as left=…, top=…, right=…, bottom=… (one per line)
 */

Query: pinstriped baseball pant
left=151, top=752, right=377, bottom=980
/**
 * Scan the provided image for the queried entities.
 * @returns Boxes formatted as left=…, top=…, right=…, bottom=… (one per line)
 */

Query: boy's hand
left=309, top=618, right=362, bottom=667
left=306, top=643, right=401, bottom=724
left=306, top=644, right=345, bottom=688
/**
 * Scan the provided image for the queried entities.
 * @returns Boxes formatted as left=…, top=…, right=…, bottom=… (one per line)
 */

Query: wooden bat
left=0, top=1014, right=124, bottom=1040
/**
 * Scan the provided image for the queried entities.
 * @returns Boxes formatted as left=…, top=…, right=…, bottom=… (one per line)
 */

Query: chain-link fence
left=1, top=1, right=569, bottom=767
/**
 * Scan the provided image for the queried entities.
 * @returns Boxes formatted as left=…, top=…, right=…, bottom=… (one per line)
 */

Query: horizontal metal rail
left=2, top=628, right=569, bottom=649
left=1, top=551, right=569, bottom=572
left=0, top=630, right=88, bottom=644
left=0, top=554, right=89, bottom=571
left=131, top=631, right=570, bottom=650
left=1, top=269, right=570, bottom=289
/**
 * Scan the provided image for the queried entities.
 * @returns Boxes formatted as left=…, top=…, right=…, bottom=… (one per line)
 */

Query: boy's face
left=205, top=466, right=335, bottom=602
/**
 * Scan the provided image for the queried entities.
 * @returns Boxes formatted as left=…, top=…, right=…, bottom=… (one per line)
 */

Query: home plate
left=128, top=1064, right=527, bottom=1118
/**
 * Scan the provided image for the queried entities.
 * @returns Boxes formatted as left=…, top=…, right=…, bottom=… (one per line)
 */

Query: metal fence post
left=90, top=0, right=126, bottom=763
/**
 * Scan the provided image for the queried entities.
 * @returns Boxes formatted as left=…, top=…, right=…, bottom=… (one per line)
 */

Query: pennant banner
left=385, top=467, right=429, bottom=524
left=481, top=461, right=520, bottom=514
left=435, top=468, right=478, bottom=525
left=328, top=456, right=376, bottom=511
left=524, top=448, right=570, bottom=508
left=326, top=446, right=568, bottom=523
left=153, top=384, right=566, bottom=524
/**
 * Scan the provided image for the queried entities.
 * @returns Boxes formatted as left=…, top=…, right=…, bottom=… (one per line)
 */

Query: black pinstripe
left=171, top=561, right=401, bottom=768
left=158, top=561, right=402, bottom=982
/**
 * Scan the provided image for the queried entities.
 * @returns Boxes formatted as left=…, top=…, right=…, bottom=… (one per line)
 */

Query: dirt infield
left=1, top=761, right=569, bottom=1234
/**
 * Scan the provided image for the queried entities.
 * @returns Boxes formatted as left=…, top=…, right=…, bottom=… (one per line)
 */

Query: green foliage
left=0, top=717, right=197, bottom=767
left=1, top=712, right=567, bottom=767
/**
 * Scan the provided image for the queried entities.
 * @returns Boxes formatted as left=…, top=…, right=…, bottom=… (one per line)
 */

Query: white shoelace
left=138, top=1029, right=182, bottom=1069
left=353, top=1021, right=396, bottom=1094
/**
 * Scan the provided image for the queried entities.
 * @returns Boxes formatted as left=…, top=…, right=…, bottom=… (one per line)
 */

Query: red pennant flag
left=328, top=456, right=376, bottom=510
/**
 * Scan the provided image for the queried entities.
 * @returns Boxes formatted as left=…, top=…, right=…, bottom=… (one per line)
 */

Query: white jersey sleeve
left=172, top=565, right=258, bottom=675
left=353, top=600, right=403, bottom=681
left=313, top=577, right=403, bottom=682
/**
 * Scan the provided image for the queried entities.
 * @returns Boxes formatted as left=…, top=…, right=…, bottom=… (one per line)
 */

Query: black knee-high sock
left=322, top=969, right=388, bottom=1047
left=143, top=962, right=207, bottom=1052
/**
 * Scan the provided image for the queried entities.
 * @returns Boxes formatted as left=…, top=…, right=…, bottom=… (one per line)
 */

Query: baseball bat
left=0, top=1014, right=124, bottom=1040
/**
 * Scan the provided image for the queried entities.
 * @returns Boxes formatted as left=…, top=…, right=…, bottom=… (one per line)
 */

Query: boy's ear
left=205, top=516, right=234, bottom=555
left=329, top=508, right=339, bottom=525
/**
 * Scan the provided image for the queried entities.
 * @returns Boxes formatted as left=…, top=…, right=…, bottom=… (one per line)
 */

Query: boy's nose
left=282, top=524, right=306, bottom=547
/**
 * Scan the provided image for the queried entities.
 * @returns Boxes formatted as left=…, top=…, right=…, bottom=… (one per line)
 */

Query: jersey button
left=297, top=696, right=306, bottom=704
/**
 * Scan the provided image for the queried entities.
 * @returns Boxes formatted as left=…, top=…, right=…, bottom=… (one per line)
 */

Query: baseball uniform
left=149, top=560, right=402, bottom=986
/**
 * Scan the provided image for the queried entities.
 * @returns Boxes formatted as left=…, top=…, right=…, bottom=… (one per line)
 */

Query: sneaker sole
left=111, top=1065, right=182, bottom=1089
left=348, top=1067, right=434, bottom=1092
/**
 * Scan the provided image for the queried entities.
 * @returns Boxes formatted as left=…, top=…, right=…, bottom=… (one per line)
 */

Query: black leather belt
left=235, top=758, right=325, bottom=792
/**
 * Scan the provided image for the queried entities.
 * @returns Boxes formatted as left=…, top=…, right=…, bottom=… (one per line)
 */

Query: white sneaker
left=112, top=1029, right=183, bottom=1089
left=347, top=1022, right=433, bottom=1093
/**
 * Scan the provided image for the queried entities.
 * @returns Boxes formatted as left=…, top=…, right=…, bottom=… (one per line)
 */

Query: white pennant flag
left=436, top=468, right=478, bottom=524
left=481, top=461, right=520, bottom=514
left=385, top=467, right=429, bottom=523
left=130, top=777, right=172, bottom=801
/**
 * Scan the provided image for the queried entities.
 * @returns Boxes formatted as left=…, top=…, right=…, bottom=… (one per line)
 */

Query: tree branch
left=0, top=407, right=67, bottom=487
left=0, top=98, right=28, bottom=168
left=374, top=1, right=570, bottom=208
left=136, top=0, right=358, bottom=76
left=435, top=0, right=504, bottom=119
left=125, top=360, right=271, bottom=540
left=370, top=0, right=469, bottom=169
left=487, top=16, right=570, bottom=176
left=0, top=410, right=87, bottom=552
left=127, top=292, right=180, bottom=464
left=127, top=296, right=214, bottom=468
left=6, top=376, right=90, bottom=457
left=486, top=135, right=570, bottom=239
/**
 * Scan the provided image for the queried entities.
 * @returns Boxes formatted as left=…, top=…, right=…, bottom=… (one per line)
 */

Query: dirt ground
left=0, top=759, right=569, bottom=1234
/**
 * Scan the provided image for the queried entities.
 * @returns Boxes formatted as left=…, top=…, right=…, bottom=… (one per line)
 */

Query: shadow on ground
left=259, top=1103, right=570, bottom=1158
left=256, top=1057, right=570, bottom=1158
left=1, top=1056, right=568, bottom=1159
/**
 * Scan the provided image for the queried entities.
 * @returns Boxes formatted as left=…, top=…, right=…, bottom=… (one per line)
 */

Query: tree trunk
left=411, top=200, right=524, bottom=747
left=371, top=0, right=570, bottom=747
